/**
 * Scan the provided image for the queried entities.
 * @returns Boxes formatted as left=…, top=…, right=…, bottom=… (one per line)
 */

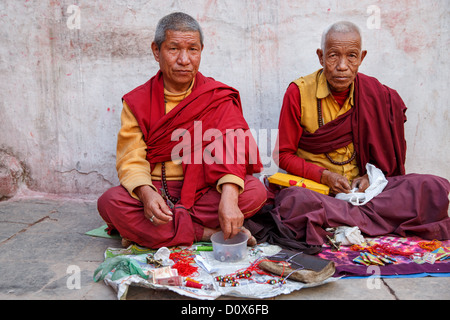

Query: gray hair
left=154, top=12, right=204, bottom=49
left=321, top=21, right=362, bottom=50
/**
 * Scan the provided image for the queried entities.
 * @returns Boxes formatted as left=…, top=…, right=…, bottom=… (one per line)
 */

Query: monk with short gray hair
left=98, top=12, right=266, bottom=249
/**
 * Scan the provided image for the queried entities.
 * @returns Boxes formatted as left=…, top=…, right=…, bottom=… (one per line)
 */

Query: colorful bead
left=236, top=270, right=252, bottom=279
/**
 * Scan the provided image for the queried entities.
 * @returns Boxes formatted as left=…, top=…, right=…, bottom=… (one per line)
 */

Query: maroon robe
left=246, top=73, right=450, bottom=251
left=298, top=72, right=407, bottom=177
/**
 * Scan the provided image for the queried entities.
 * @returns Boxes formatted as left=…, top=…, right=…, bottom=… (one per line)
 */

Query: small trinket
left=231, top=281, right=240, bottom=287
left=377, top=255, right=393, bottom=264
left=146, top=254, right=163, bottom=268
left=353, top=255, right=370, bottom=266
left=423, top=252, right=436, bottom=264
left=384, top=255, right=397, bottom=263
left=215, top=276, right=223, bottom=282
left=219, top=281, right=227, bottom=287
left=266, top=279, right=277, bottom=285
left=364, top=252, right=384, bottom=266
left=410, top=253, right=424, bottom=264
left=326, top=235, right=341, bottom=251
left=236, top=270, right=252, bottom=279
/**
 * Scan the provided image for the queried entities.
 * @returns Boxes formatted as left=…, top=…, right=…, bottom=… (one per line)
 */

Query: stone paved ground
left=0, top=197, right=448, bottom=301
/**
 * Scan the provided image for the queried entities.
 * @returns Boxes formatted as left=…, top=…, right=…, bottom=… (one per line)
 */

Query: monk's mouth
left=334, top=76, right=350, bottom=81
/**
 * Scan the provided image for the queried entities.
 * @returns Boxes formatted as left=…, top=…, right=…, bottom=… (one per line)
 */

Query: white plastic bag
left=153, top=247, right=174, bottom=266
left=328, top=226, right=365, bottom=245
left=335, top=163, right=388, bottom=206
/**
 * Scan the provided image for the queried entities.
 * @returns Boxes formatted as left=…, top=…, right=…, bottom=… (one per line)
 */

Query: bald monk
left=265, top=21, right=449, bottom=248
left=98, top=12, right=267, bottom=249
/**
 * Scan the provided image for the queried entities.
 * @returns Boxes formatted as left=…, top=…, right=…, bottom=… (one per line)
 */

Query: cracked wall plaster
left=0, top=0, right=448, bottom=197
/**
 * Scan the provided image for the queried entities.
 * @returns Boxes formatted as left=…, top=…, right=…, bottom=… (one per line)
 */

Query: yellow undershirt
left=116, top=79, right=244, bottom=200
left=293, top=69, right=360, bottom=182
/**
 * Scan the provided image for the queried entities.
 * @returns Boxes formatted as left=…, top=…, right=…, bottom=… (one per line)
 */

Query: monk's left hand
left=351, top=174, right=370, bottom=192
left=218, top=183, right=243, bottom=240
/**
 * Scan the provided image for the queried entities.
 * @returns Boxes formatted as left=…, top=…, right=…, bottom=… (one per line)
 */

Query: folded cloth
left=335, top=163, right=388, bottom=206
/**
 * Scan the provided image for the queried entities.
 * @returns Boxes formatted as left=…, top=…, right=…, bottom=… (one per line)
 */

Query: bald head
left=316, top=21, right=367, bottom=92
left=321, top=21, right=363, bottom=51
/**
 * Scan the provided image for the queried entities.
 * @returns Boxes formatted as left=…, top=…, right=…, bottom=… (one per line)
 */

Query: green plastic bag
left=94, top=257, right=149, bottom=282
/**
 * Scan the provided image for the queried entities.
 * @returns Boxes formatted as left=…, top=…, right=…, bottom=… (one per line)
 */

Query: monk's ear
left=151, top=42, right=160, bottom=62
left=360, top=50, right=367, bottom=64
left=316, top=49, right=324, bottom=66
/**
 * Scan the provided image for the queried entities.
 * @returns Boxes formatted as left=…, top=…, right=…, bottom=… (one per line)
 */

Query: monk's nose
left=336, top=57, right=349, bottom=71
left=177, top=49, right=190, bottom=65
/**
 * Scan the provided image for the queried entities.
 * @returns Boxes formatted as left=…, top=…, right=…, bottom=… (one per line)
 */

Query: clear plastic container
left=211, top=231, right=248, bottom=262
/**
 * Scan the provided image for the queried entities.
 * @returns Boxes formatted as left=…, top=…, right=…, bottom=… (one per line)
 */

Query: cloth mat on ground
left=85, top=224, right=121, bottom=239
left=92, top=243, right=338, bottom=300
left=318, top=236, right=450, bottom=278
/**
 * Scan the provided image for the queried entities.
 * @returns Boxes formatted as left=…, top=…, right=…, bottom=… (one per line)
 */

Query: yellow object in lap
left=268, top=172, right=330, bottom=195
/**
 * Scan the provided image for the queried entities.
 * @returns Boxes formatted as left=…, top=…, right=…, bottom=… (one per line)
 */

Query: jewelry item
left=161, top=162, right=179, bottom=205
left=316, top=98, right=357, bottom=165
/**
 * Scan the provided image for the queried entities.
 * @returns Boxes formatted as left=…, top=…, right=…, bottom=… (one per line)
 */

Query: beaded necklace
left=161, top=161, right=179, bottom=205
left=316, top=98, right=357, bottom=165
left=160, top=85, right=192, bottom=206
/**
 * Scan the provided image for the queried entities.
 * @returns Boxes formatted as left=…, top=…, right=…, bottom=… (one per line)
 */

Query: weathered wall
left=0, top=0, right=448, bottom=199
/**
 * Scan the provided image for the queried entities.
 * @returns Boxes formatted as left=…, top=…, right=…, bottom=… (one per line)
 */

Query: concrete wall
left=0, top=0, right=448, bottom=199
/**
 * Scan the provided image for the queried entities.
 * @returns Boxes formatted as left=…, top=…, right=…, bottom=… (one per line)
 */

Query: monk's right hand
left=134, top=185, right=173, bottom=226
left=320, top=170, right=351, bottom=194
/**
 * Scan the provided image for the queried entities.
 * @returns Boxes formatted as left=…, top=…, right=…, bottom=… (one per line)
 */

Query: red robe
left=123, top=71, right=262, bottom=209
left=98, top=71, right=266, bottom=248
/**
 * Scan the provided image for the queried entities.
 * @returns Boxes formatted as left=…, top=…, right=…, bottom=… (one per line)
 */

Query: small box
left=268, top=172, right=330, bottom=195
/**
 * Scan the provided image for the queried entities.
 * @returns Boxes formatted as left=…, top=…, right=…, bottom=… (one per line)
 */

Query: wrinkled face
left=317, top=31, right=367, bottom=92
left=151, top=30, right=203, bottom=93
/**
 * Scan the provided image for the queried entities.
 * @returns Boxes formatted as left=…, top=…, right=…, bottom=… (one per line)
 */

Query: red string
left=172, top=260, right=198, bottom=277
left=169, top=249, right=198, bottom=277
left=418, top=240, right=442, bottom=251
left=351, top=243, right=413, bottom=257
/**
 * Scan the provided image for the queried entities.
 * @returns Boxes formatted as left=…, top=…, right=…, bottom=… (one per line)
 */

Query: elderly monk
left=264, top=21, right=449, bottom=250
left=98, top=12, right=266, bottom=249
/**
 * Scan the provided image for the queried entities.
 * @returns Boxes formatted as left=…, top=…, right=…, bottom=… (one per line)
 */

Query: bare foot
left=121, top=237, right=133, bottom=248
left=241, top=227, right=257, bottom=247
left=201, top=227, right=220, bottom=241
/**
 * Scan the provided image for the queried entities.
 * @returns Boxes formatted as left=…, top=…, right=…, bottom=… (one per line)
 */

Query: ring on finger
left=150, top=215, right=155, bottom=223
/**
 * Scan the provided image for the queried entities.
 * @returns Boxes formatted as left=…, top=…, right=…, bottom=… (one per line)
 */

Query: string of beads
left=214, top=258, right=289, bottom=287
